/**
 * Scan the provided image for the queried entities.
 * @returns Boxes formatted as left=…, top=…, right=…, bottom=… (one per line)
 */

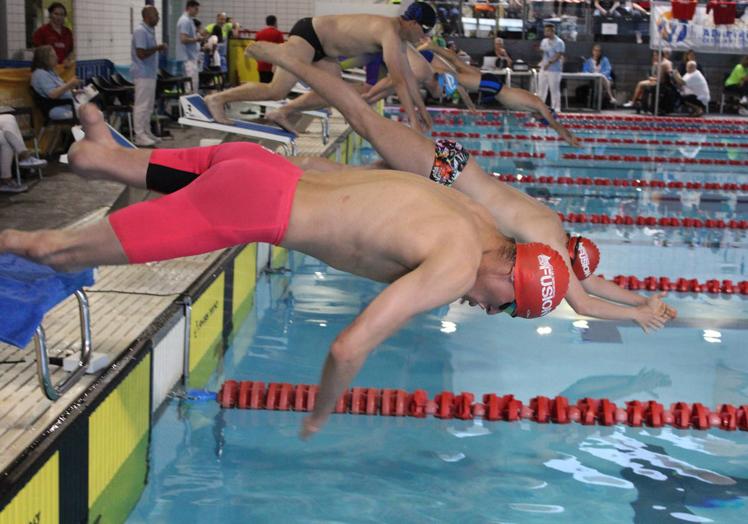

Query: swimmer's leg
left=268, top=78, right=371, bottom=133
left=495, top=87, right=580, bottom=147
left=205, top=38, right=315, bottom=124
left=68, top=104, right=153, bottom=187
left=249, top=41, right=435, bottom=176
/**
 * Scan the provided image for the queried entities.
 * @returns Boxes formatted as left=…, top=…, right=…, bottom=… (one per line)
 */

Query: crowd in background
left=3, top=1, right=748, bottom=194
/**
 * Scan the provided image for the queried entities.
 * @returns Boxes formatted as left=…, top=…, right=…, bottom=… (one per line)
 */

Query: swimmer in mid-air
left=0, top=104, right=570, bottom=437
left=247, top=40, right=677, bottom=332
left=204, top=2, right=436, bottom=133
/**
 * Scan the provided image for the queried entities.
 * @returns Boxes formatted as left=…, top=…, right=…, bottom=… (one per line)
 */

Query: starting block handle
left=35, top=290, right=93, bottom=401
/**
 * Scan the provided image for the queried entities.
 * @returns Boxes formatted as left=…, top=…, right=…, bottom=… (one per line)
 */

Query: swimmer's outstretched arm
left=482, top=197, right=673, bottom=332
left=381, top=30, right=432, bottom=132
left=581, top=276, right=677, bottom=319
left=495, top=87, right=580, bottom=147
left=301, top=247, right=479, bottom=439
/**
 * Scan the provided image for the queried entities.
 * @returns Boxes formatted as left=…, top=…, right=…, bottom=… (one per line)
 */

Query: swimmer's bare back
left=282, top=168, right=500, bottom=283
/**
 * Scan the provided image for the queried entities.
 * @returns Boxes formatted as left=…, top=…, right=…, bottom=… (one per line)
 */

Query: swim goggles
left=569, top=235, right=583, bottom=270
left=498, top=301, right=518, bottom=317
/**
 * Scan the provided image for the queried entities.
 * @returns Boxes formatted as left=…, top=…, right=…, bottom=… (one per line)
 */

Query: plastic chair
left=30, top=88, right=77, bottom=155
left=110, top=72, right=135, bottom=88
left=90, top=76, right=134, bottom=141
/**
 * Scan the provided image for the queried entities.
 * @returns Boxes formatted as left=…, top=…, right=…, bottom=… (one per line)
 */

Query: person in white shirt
left=131, top=6, right=167, bottom=146
left=673, top=61, right=710, bottom=116
left=537, top=24, right=565, bottom=112
left=175, top=0, right=205, bottom=93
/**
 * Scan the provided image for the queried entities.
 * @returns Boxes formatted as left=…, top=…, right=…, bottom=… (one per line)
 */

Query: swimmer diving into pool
left=267, top=41, right=580, bottom=147
left=203, top=2, right=436, bottom=133
left=246, top=40, right=677, bottom=332
left=0, top=104, right=570, bottom=438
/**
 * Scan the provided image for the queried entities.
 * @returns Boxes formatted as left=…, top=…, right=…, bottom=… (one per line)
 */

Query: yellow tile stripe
left=0, top=452, right=59, bottom=524
left=88, top=354, right=151, bottom=508
left=232, top=244, right=257, bottom=319
left=189, top=273, right=225, bottom=374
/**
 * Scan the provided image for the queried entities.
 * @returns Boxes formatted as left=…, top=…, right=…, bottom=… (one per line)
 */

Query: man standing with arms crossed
left=131, top=5, right=167, bottom=147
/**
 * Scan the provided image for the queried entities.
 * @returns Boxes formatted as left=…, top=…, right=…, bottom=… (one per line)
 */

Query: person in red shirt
left=32, top=2, right=74, bottom=67
left=254, top=15, right=285, bottom=83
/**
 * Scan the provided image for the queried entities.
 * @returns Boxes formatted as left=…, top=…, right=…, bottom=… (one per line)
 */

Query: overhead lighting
left=572, top=320, right=589, bottom=329
left=536, top=326, right=552, bottom=336
left=440, top=321, right=457, bottom=334
left=314, top=271, right=325, bottom=280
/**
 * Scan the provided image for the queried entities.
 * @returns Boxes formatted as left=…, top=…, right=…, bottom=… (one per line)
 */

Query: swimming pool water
left=127, top=111, right=748, bottom=523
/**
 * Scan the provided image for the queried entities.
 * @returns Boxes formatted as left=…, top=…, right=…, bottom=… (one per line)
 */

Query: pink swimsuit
left=108, top=142, right=303, bottom=263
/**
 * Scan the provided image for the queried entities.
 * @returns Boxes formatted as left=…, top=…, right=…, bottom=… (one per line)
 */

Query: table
left=560, top=72, right=606, bottom=112
left=480, top=67, right=538, bottom=93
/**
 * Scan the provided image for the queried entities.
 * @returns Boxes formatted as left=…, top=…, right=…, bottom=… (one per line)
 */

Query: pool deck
left=0, top=109, right=350, bottom=474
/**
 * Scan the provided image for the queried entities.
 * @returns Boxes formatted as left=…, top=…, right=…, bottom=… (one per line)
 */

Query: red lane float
left=217, top=381, right=748, bottom=433
left=556, top=211, right=748, bottom=232
left=560, top=152, right=748, bottom=166
left=430, top=130, right=748, bottom=150
left=524, top=121, right=748, bottom=135
left=604, top=274, right=748, bottom=296
left=494, top=172, right=748, bottom=193
left=394, top=106, right=748, bottom=126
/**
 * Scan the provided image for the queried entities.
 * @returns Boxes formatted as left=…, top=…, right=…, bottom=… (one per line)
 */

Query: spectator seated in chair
left=0, top=112, right=47, bottom=193
left=623, top=50, right=671, bottom=109
left=724, top=55, right=748, bottom=115
left=30, top=45, right=80, bottom=121
left=672, top=61, right=710, bottom=117
left=582, top=44, right=616, bottom=104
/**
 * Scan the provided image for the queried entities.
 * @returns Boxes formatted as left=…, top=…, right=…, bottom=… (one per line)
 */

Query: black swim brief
left=430, top=139, right=470, bottom=187
left=289, top=18, right=326, bottom=62
left=478, top=72, right=504, bottom=104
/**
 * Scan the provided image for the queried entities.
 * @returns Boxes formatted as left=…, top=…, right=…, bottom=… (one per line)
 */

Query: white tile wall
left=4, top=0, right=163, bottom=64
left=74, top=0, right=164, bottom=63
left=6, top=0, right=27, bottom=59
left=194, top=0, right=314, bottom=33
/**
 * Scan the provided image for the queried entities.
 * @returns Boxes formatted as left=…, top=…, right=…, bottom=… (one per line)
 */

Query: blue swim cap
left=419, top=49, right=435, bottom=63
left=402, top=2, right=437, bottom=33
left=437, top=72, right=458, bottom=97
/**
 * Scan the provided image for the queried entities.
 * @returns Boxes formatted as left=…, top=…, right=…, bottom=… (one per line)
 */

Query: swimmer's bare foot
left=204, top=94, right=232, bottom=124
left=78, top=103, right=118, bottom=147
left=68, top=104, right=121, bottom=178
left=69, top=104, right=152, bottom=186
left=266, top=108, right=298, bottom=134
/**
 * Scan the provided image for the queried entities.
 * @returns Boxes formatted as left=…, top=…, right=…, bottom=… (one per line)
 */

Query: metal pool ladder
left=34, top=290, right=92, bottom=401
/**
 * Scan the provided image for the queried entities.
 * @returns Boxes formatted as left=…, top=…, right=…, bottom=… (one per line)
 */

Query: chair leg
left=33, top=137, right=42, bottom=179
left=127, top=113, right=134, bottom=142
left=14, top=153, right=21, bottom=185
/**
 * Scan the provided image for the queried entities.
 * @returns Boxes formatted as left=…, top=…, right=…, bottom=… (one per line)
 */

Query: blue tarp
left=0, top=254, right=94, bottom=348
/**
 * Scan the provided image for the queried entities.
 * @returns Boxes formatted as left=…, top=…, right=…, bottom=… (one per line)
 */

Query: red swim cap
left=513, top=242, right=570, bottom=319
left=567, top=236, right=600, bottom=280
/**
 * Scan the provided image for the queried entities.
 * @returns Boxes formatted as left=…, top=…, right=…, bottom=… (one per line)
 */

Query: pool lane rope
left=216, top=381, right=748, bottom=432
left=604, top=275, right=748, bottom=296
left=396, top=107, right=748, bottom=127
left=494, top=173, right=748, bottom=193
left=432, top=130, right=748, bottom=149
